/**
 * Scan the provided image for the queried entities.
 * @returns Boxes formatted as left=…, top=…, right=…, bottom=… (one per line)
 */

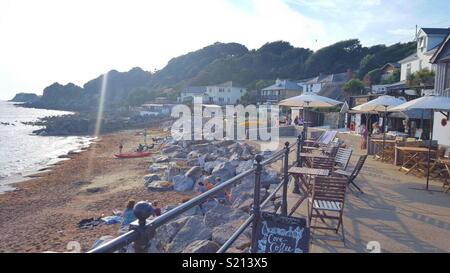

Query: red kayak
left=114, top=151, right=152, bottom=159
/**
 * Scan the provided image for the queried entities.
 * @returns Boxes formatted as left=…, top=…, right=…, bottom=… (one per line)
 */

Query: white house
left=430, top=33, right=450, bottom=146
left=399, top=27, right=450, bottom=81
left=204, top=81, right=246, bottom=105
left=180, top=82, right=246, bottom=105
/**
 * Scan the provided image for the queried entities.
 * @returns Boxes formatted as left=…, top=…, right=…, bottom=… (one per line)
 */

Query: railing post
left=281, top=142, right=290, bottom=216
left=130, top=201, right=155, bottom=253
left=293, top=134, right=304, bottom=194
left=251, top=154, right=263, bottom=253
left=296, top=134, right=303, bottom=167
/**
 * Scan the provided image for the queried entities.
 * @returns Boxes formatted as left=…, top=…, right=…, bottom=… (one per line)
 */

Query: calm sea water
left=0, top=101, right=93, bottom=193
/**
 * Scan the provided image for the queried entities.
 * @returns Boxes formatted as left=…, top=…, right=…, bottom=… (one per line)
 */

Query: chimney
left=346, top=68, right=353, bottom=81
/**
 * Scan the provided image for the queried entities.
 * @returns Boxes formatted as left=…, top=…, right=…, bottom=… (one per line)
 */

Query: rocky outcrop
left=182, top=240, right=220, bottom=253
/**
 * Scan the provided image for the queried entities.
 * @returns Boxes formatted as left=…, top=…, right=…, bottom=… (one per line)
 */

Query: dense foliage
left=342, top=79, right=366, bottom=95
left=25, top=39, right=416, bottom=111
left=406, top=69, right=435, bottom=87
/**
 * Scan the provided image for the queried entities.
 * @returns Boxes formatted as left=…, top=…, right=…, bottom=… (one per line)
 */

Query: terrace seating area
left=283, top=130, right=450, bottom=253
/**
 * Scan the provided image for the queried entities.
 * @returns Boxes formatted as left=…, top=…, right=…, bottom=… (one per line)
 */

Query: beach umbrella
left=390, top=95, right=450, bottom=191
left=278, top=94, right=342, bottom=138
left=351, top=95, right=405, bottom=159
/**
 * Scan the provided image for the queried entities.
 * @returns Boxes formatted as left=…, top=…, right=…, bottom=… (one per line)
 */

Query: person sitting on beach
left=152, top=201, right=161, bottom=216
left=119, top=142, right=123, bottom=154
left=136, top=144, right=144, bottom=152
left=120, top=200, right=136, bottom=228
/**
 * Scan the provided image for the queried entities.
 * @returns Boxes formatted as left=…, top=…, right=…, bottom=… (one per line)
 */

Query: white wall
left=433, top=112, right=450, bottom=146
left=205, top=85, right=245, bottom=105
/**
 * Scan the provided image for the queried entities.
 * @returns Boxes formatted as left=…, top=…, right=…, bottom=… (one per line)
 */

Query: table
left=299, top=153, right=329, bottom=167
left=288, top=167, right=330, bottom=216
left=370, top=139, right=397, bottom=162
left=396, top=146, right=437, bottom=177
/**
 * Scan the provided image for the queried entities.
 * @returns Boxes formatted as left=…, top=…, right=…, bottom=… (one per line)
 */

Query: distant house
left=399, top=27, right=450, bottom=81
left=300, top=71, right=350, bottom=93
left=139, top=103, right=174, bottom=117
left=204, top=81, right=246, bottom=105
left=179, top=82, right=246, bottom=105
left=380, top=62, right=400, bottom=81
left=179, top=86, right=207, bottom=103
left=261, top=79, right=303, bottom=103
left=430, top=33, right=450, bottom=146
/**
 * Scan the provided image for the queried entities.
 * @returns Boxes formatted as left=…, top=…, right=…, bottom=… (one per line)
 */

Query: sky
left=0, top=0, right=449, bottom=100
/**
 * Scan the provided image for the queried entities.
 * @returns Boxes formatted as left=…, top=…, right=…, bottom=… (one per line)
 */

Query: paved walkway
left=282, top=133, right=450, bottom=253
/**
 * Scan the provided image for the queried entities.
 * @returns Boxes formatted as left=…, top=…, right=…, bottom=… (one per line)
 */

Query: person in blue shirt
left=121, top=200, right=136, bottom=227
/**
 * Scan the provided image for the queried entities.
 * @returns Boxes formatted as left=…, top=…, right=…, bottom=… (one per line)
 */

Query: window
left=227, top=98, right=230, bottom=103
left=406, top=63, right=412, bottom=77
left=228, top=88, right=231, bottom=92
left=240, top=89, right=243, bottom=93
left=219, top=97, right=224, bottom=103
left=445, top=62, right=450, bottom=90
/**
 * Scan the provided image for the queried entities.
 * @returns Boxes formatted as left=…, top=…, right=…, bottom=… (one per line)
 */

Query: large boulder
left=203, top=203, right=247, bottom=228
left=147, top=180, right=174, bottom=192
left=182, top=240, right=220, bottom=253
left=211, top=220, right=245, bottom=245
left=211, top=162, right=236, bottom=181
left=261, top=169, right=280, bottom=186
left=236, top=160, right=254, bottom=174
left=148, top=163, right=167, bottom=173
left=185, top=166, right=203, bottom=182
left=144, top=174, right=161, bottom=187
left=165, top=164, right=182, bottom=182
left=172, top=175, right=194, bottom=192
left=166, top=216, right=212, bottom=253
left=162, top=145, right=182, bottom=154
left=155, top=216, right=190, bottom=247
left=154, top=155, right=169, bottom=163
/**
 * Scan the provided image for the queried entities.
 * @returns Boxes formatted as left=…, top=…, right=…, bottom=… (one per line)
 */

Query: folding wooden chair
left=308, top=176, right=348, bottom=244
left=333, top=155, right=367, bottom=194
left=311, top=157, right=335, bottom=172
left=334, top=148, right=353, bottom=171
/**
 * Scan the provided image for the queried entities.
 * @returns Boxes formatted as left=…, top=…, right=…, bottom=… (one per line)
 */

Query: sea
left=0, top=100, right=94, bottom=193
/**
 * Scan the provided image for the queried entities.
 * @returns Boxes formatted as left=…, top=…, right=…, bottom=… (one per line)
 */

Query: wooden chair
left=333, top=155, right=367, bottom=194
left=334, top=148, right=353, bottom=171
left=308, top=176, right=348, bottom=244
left=311, top=157, right=335, bottom=172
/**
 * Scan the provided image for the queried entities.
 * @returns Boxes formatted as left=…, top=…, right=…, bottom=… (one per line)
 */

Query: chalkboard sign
left=252, top=212, right=309, bottom=253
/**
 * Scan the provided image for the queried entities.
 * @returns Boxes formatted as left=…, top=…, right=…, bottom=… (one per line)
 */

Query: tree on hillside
left=365, top=68, right=382, bottom=86
left=304, top=39, right=365, bottom=77
left=126, top=87, right=154, bottom=106
left=358, top=54, right=378, bottom=79
left=342, top=79, right=366, bottom=95
left=406, top=69, right=435, bottom=87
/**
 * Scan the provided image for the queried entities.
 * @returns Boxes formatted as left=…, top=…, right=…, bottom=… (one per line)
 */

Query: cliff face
left=10, top=93, right=40, bottom=103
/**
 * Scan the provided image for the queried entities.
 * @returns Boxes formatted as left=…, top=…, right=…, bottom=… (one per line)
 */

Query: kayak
left=114, top=151, right=151, bottom=159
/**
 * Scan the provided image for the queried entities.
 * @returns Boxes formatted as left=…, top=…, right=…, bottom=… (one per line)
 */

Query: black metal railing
left=88, top=135, right=304, bottom=253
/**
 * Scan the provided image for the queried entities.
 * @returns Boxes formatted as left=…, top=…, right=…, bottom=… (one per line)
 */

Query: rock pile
left=136, top=139, right=282, bottom=253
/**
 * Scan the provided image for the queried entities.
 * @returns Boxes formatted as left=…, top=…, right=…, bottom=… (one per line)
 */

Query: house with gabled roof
left=430, top=33, right=450, bottom=145
left=260, top=78, right=303, bottom=103
left=399, top=27, right=450, bottom=81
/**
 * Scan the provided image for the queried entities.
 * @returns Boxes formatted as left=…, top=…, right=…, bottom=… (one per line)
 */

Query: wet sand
left=0, top=129, right=190, bottom=253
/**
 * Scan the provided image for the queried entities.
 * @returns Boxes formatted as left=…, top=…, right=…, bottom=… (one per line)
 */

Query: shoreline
left=0, top=128, right=191, bottom=253
left=0, top=137, right=95, bottom=194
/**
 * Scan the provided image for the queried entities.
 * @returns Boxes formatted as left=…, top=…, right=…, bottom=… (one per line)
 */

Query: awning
left=389, top=109, right=432, bottom=119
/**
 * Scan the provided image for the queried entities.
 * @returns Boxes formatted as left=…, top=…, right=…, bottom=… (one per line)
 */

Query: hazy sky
left=1, top=0, right=449, bottom=100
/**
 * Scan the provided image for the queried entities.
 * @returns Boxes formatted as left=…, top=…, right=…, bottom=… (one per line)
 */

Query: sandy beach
left=0, top=128, right=191, bottom=253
